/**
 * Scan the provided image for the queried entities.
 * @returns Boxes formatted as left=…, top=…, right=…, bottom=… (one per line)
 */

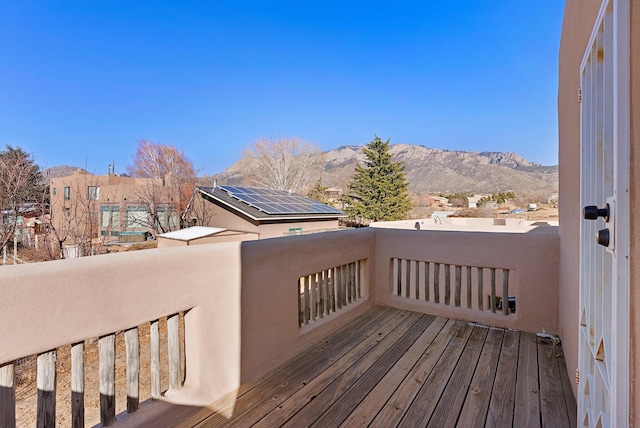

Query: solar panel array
left=219, top=186, right=343, bottom=215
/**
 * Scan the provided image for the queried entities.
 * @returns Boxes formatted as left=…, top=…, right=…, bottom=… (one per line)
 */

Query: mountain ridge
left=216, top=144, right=558, bottom=195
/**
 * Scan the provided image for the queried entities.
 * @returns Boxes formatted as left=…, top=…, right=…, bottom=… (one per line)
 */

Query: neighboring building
left=49, top=170, right=181, bottom=242
left=185, top=185, right=346, bottom=239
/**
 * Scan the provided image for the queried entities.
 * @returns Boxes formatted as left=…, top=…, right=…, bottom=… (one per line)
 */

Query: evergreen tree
left=343, top=136, right=412, bottom=222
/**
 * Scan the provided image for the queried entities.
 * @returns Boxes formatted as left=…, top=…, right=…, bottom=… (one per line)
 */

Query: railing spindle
left=71, top=342, right=84, bottom=428
left=466, top=266, right=472, bottom=309
left=150, top=320, right=161, bottom=400
left=36, top=350, right=56, bottom=428
left=99, top=335, right=116, bottom=426
left=502, top=269, right=510, bottom=315
left=405, top=259, right=411, bottom=298
left=415, top=261, right=420, bottom=300
left=0, top=362, right=16, bottom=428
left=396, top=258, right=402, bottom=296
left=168, top=314, right=181, bottom=391
left=424, top=262, right=430, bottom=301
left=444, top=264, right=451, bottom=305
left=434, top=263, right=440, bottom=303
left=455, top=265, right=462, bottom=307
left=490, top=268, right=497, bottom=313
left=125, top=328, right=140, bottom=412
left=478, top=267, right=484, bottom=310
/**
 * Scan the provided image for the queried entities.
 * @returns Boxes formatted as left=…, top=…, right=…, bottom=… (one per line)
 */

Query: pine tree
left=343, top=136, right=412, bottom=222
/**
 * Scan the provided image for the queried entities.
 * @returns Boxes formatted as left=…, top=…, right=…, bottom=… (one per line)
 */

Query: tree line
left=0, top=135, right=412, bottom=259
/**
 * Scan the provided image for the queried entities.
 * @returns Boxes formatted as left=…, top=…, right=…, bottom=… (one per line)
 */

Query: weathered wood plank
left=308, top=315, right=435, bottom=427
left=457, top=327, right=504, bottom=428
left=395, top=321, right=474, bottom=428
left=513, top=332, right=540, bottom=427
left=0, top=362, right=16, bottom=428
left=289, top=313, right=431, bottom=428
left=486, top=329, right=519, bottom=426
left=125, top=328, right=140, bottom=413
left=99, top=334, right=116, bottom=426
left=37, top=350, right=57, bottom=428
left=254, top=312, right=426, bottom=428
left=427, top=325, right=489, bottom=427
left=196, top=306, right=395, bottom=428
left=340, top=316, right=448, bottom=427
left=168, top=314, right=181, bottom=391
left=367, top=319, right=459, bottom=427
left=71, top=342, right=85, bottom=428
left=538, top=335, right=571, bottom=427
left=557, top=341, right=578, bottom=427
left=150, top=320, right=161, bottom=400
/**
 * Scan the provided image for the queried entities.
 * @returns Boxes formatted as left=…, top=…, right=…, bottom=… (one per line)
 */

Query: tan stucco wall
left=557, top=0, right=603, bottom=400
left=258, top=219, right=340, bottom=239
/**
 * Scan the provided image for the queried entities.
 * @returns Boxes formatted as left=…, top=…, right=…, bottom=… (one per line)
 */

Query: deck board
left=191, top=306, right=576, bottom=428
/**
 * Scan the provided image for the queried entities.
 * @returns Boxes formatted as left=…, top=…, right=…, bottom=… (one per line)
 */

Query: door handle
left=583, top=204, right=610, bottom=222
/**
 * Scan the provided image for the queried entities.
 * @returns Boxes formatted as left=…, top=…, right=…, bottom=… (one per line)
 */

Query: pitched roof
left=196, top=186, right=345, bottom=221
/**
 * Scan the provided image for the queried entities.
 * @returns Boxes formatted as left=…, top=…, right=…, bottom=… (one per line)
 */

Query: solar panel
left=219, top=185, right=343, bottom=215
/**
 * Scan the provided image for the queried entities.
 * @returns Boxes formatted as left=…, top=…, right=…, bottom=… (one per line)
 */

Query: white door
left=578, top=0, right=630, bottom=426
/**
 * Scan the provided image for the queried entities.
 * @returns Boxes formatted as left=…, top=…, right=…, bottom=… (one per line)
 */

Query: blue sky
left=0, top=1, right=565, bottom=176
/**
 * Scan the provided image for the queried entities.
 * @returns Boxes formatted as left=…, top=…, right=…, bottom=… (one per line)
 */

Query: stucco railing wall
left=237, top=228, right=376, bottom=379
left=373, top=228, right=560, bottom=334
left=0, top=226, right=560, bottom=425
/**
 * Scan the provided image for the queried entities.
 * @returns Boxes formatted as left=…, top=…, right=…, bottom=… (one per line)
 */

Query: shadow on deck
left=118, top=305, right=576, bottom=427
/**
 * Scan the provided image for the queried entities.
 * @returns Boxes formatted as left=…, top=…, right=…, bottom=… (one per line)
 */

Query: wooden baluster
left=424, top=262, right=430, bottom=302
left=168, top=314, right=181, bottom=391
left=71, top=343, right=84, bottom=427
left=434, top=263, right=440, bottom=303
left=444, top=264, right=451, bottom=305
left=415, top=261, right=420, bottom=300
left=490, top=268, right=497, bottom=313
left=37, top=350, right=56, bottom=428
left=298, top=278, right=304, bottom=326
left=466, top=266, right=472, bottom=309
left=396, top=259, right=402, bottom=296
left=478, top=267, right=484, bottom=310
left=455, top=265, right=462, bottom=307
left=150, top=320, right=161, bottom=400
left=405, top=260, right=411, bottom=298
left=356, top=260, right=361, bottom=299
left=99, top=335, right=116, bottom=426
left=0, top=362, right=15, bottom=428
left=502, top=269, right=510, bottom=315
left=125, top=328, right=140, bottom=412
left=303, top=276, right=310, bottom=323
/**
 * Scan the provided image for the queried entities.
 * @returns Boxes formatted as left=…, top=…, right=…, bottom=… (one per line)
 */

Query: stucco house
left=185, top=185, right=346, bottom=239
left=49, top=170, right=182, bottom=242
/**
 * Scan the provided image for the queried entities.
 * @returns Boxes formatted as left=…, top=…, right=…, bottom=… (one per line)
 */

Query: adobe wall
left=557, top=0, right=602, bottom=399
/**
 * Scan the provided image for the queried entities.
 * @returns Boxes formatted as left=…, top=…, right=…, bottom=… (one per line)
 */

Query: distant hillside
left=40, top=165, right=86, bottom=184
left=215, top=144, right=558, bottom=196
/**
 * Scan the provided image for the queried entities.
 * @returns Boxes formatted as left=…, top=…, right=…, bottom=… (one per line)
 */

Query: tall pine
left=344, top=136, right=412, bottom=222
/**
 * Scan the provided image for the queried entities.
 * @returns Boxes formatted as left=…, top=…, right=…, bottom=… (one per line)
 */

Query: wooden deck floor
left=183, top=306, right=577, bottom=427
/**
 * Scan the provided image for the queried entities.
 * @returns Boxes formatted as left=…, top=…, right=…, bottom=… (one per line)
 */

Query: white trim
left=610, top=0, right=630, bottom=424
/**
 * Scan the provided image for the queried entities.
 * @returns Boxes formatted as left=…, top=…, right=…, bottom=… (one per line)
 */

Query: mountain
left=40, top=165, right=87, bottom=183
left=215, top=144, right=558, bottom=196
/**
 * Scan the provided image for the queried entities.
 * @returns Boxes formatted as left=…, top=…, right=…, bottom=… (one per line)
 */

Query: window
left=53, top=188, right=57, bottom=196
left=126, top=206, right=148, bottom=228
left=101, top=205, right=120, bottom=228
left=88, top=186, right=100, bottom=200
left=64, top=186, right=70, bottom=200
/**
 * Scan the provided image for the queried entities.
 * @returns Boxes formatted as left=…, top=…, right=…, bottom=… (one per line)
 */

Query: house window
left=101, top=205, right=120, bottom=228
left=126, top=206, right=148, bottom=228
left=53, top=188, right=57, bottom=196
left=64, top=186, right=70, bottom=200
left=88, top=186, right=100, bottom=200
